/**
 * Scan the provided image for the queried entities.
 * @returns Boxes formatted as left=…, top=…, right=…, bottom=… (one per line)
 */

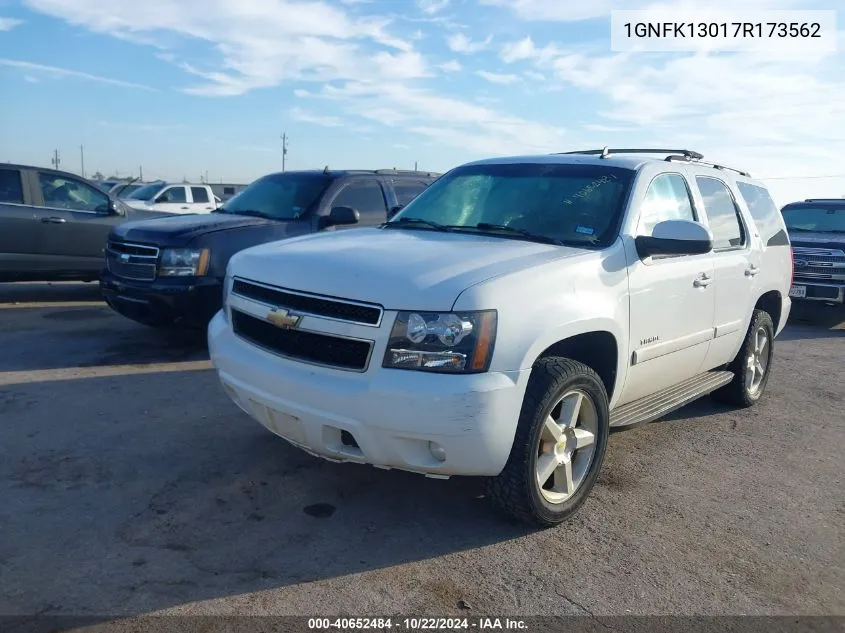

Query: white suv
left=208, top=148, right=793, bottom=526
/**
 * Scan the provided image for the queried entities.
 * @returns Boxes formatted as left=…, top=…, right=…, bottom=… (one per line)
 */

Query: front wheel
left=485, top=357, right=610, bottom=527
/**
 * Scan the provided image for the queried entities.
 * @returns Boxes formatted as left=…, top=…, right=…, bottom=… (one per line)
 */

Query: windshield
left=782, top=206, right=845, bottom=233
left=216, top=173, right=333, bottom=220
left=116, top=184, right=143, bottom=198
left=126, top=182, right=165, bottom=201
left=388, top=162, right=635, bottom=247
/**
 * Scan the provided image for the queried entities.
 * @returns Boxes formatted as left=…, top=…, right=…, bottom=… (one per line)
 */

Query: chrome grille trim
left=106, top=240, right=160, bottom=281
left=231, top=277, right=384, bottom=327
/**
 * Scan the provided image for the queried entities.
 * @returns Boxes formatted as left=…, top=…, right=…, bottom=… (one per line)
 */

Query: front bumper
left=789, top=280, right=845, bottom=304
left=208, top=312, right=531, bottom=478
left=100, top=269, right=223, bottom=328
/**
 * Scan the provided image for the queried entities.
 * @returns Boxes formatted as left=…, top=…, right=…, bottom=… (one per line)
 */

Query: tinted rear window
left=0, top=168, right=24, bottom=204
left=736, top=182, right=783, bottom=241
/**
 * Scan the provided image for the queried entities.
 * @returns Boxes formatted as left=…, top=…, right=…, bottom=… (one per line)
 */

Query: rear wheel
left=711, top=309, right=775, bottom=408
left=485, top=357, right=610, bottom=527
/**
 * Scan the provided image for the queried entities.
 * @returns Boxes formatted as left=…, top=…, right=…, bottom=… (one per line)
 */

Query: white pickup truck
left=123, top=181, right=219, bottom=214
left=208, top=148, right=793, bottom=526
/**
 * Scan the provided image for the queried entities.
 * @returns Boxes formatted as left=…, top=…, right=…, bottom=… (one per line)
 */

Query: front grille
left=231, top=309, right=372, bottom=371
left=106, top=240, right=159, bottom=281
left=231, top=279, right=382, bottom=326
left=793, top=266, right=845, bottom=280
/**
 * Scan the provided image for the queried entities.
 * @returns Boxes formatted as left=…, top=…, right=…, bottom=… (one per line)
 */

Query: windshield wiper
left=382, top=217, right=453, bottom=232
left=473, top=223, right=567, bottom=246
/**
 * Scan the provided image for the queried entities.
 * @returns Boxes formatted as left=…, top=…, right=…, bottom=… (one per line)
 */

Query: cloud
left=446, top=32, right=492, bottom=54
left=416, top=0, right=449, bottom=14
left=313, top=81, right=566, bottom=155
left=476, top=70, right=521, bottom=85
left=0, top=17, right=24, bottom=31
left=98, top=121, right=185, bottom=131
left=23, top=75, right=38, bottom=83
left=288, top=107, right=344, bottom=128
left=22, top=0, right=417, bottom=96
left=0, top=59, right=155, bottom=90
left=439, top=59, right=462, bottom=72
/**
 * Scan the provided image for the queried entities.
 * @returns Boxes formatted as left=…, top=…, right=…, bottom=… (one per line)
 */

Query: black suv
left=100, top=168, right=440, bottom=329
left=781, top=198, right=845, bottom=306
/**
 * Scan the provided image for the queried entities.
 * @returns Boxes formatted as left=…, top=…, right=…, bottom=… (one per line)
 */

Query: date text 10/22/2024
left=307, top=617, right=529, bottom=630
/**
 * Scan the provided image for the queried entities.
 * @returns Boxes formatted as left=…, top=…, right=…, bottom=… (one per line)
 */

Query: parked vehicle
left=100, top=168, right=439, bottom=329
left=780, top=198, right=845, bottom=306
left=0, top=163, right=171, bottom=282
left=207, top=148, right=793, bottom=526
left=109, top=181, right=146, bottom=200
left=123, top=181, right=219, bottom=214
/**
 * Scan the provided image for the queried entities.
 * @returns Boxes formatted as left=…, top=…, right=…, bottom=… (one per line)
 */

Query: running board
left=609, top=370, right=734, bottom=429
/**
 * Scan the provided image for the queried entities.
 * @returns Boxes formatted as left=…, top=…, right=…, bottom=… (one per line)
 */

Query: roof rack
left=557, top=147, right=704, bottom=160
left=558, top=147, right=753, bottom=177
left=804, top=198, right=845, bottom=202
left=374, top=168, right=441, bottom=177
left=665, top=155, right=752, bottom=177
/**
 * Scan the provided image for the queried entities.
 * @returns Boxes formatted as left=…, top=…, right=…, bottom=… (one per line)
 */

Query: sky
left=0, top=0, right=843, bottom=207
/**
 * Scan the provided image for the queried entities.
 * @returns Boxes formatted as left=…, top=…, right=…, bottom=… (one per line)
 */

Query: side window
left=191, top=187, right=210, bottom=203
left=332, top=180, right=388, bottom=222
left=695, top=177, right=745, bottom=250
left=0, top=168, right=24, bottom=204
left=736, top=182, right=781, bottom=240
left=637, top=173, right=696, bottom=234
left=158, top=186, right=187, bottom=203
left=393, top=179, right=430, bottom=206
left=38, top=173, right=109, bottom=212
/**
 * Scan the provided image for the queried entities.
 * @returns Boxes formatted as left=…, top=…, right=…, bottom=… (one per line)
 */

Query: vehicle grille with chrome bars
left=105, top=240, right=159, bottom=281
left=555, top=147, right=752, bottom=178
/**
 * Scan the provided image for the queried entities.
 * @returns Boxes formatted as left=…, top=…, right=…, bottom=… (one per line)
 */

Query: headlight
left=158, top=248, right=210, bottom=277
left=382, top=310, right=497, bottom=373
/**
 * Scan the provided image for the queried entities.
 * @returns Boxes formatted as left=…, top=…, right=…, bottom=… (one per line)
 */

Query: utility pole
left=80, top=144, right=85, bottom=178
left=139, top=165, right=143, bottom=181
left=414, top=160, right=418, bottom=172
left=281, top=132, right=288, bottom=172
left=51, top=149, right=60, bottom=170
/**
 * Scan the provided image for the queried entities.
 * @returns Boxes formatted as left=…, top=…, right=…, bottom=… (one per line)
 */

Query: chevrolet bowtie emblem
left=266, top=307, right=302, bottom=329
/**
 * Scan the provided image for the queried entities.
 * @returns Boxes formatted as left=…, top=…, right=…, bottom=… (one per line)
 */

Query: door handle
left=745, top=265, right=760, bottom=277
left=693, top=273, right=712, bottom=287
left=40, top=217, right=66, bottom=224
left=181, top=206, right=190, bottom=210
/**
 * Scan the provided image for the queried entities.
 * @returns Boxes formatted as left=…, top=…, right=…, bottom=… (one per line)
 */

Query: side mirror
left=635, top=219, right=713, bottom=258
left=154, top=196, right=166, bottom=204
left=387, top=204, right=404, bottom=219
left=323, top=206, right=360, bottom=228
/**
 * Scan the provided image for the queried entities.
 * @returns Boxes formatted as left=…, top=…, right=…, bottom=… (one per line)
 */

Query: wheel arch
left=531, top=330, right=620, bottom=406
left=755, top=290, right=783, bottom=334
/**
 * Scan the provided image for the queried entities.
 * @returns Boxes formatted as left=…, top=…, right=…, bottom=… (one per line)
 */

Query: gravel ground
left=0, top=282, right=843, bottom=622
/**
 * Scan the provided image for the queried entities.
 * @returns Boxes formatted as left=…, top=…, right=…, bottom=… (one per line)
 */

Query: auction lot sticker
left=610, top=9, right=837, bottom=52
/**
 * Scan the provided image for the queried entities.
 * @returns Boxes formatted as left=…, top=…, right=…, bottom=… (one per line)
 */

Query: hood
left=229, top=227, right=588, bottom=310
left=113, top=212, right=278, bottom=246
left=788, top=230, right=845, bottom=251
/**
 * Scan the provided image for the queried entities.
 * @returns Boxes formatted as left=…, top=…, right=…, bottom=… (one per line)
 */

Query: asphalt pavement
left=0, top=282, right=842, bottom=621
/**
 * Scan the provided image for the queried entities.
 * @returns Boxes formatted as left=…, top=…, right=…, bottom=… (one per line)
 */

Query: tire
left=485, top=357, right=610, bottom=527
left=711, top=309, right=775, bottom=408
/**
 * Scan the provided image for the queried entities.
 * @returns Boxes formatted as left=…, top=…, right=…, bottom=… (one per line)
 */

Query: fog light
left=429, top=441, right=446, bottom=462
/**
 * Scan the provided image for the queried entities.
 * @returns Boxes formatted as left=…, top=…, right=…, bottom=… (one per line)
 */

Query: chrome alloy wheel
left=536, top=389, right=599, bottom=504
left=744, top=325, right=770, bottom=396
